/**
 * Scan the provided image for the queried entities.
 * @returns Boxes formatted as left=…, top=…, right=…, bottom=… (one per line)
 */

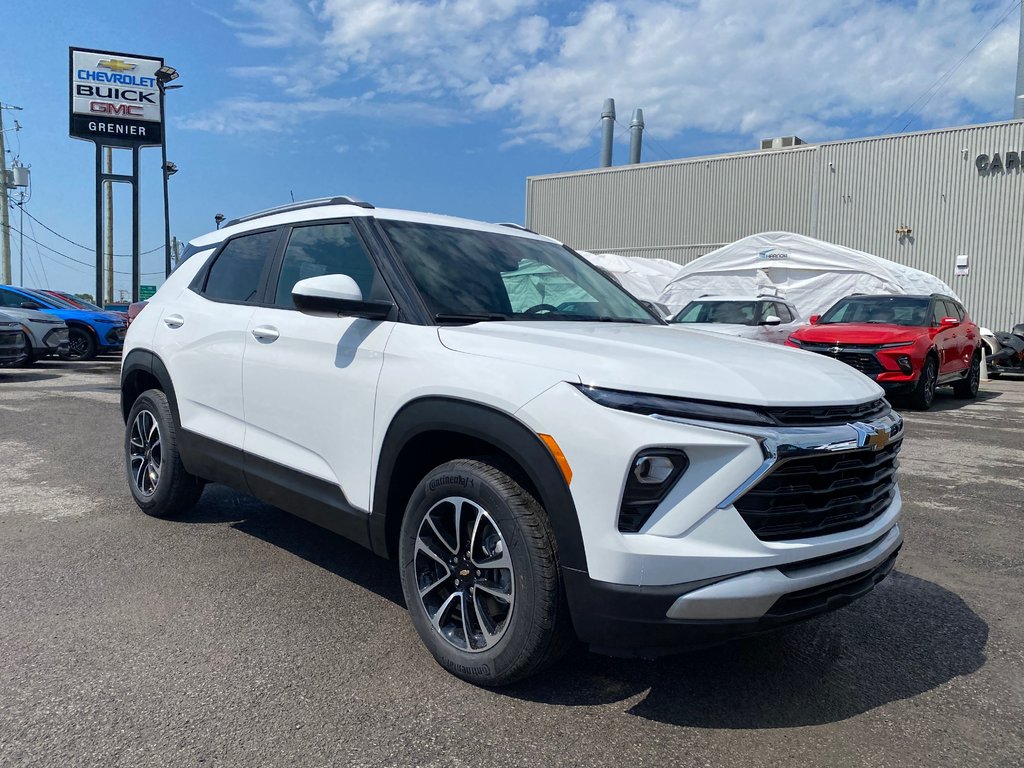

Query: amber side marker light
left=538, top=433, right=572, bottom=485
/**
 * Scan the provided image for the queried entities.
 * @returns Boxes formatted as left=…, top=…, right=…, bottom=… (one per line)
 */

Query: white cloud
left=198, top=0, right=1021, bottom=149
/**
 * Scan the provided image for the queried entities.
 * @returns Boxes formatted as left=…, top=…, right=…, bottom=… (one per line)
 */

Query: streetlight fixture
left=156, top=65, right=181, bottom=278
left=214, top=213, right=225, bottom=230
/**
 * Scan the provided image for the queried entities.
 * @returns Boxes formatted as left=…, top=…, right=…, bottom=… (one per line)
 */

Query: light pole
left=155, top=65, right=180, bottom=279
left=214, top=213, right=225, bottom=230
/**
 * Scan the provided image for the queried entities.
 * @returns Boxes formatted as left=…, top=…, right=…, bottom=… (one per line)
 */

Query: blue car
left=0, top=286, right=127, bottom=361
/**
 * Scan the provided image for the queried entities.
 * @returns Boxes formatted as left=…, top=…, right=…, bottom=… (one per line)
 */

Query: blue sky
left=2, top=0, right=1021, bottom=300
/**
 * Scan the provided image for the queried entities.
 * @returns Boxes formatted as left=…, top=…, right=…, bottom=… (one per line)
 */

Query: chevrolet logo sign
left=97, top=59, right=136, bottom=72
left=855, top=424, right=891, bottom=451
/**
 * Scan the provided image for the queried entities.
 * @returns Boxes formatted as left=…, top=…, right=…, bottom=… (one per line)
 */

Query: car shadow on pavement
left=500, top=571, right=988, bottom=728
left=176, top=484, right=406, bottom=607
left=895, top=389, right=1002, bottom=413
left=0, top=371, right=60, bottom=383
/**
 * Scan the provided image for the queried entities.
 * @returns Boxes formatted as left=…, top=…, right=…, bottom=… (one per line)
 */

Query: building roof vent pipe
left=629, top=108, right=645, bottom=164
left=1014, top=2, right=1024, bottom=119
left=600, top=98, right=616, bottom=167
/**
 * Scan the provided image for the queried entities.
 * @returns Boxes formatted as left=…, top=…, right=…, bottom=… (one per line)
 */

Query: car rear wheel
left=953, top=351, right=981, bottom=399
left=68, top=327, right=97, bottom=361
left=908, top=356, right=938, bottom=410
left=399, top=459, right=573, bottom=686
left=125, top=389, right=204, bottom=517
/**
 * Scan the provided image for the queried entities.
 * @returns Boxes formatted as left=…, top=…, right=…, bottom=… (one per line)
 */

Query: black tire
left=908, top=355, right=938, bottom=410
left=18, top=332, right=37, bottom=367
left=68, top=326, right=97, bottom=361
left=953, top=351, right=981, bottom=399
left=399, top=459, right=574, bottom=686
left=124, top=388, right=203, bottom=517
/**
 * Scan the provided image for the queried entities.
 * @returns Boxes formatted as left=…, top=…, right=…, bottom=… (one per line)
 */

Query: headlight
left=574, top=384, right=776, bottom=426
left=878, top=341, right=914, bottom=349
left=786, top=335, right=804, bottom=346
left=28, top=318, right=65, bottom=325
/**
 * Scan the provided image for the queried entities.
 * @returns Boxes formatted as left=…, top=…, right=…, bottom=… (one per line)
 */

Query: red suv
left=786, top=294, right=981, bottom=410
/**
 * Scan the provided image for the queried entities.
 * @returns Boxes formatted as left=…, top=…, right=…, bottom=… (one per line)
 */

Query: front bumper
left=566, top=524, right=902, bottom=656
left=0, top=328, right=26, bottom=365
left=100, top=324, right=127, bottom=349
left=41, top=327, right=71, bottom=358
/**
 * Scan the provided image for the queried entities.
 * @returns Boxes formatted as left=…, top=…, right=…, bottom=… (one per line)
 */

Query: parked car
left=122, top=196, right=904, bottom=686
left=0, top=286, right=127, bottom=361
left=0, top=311, right=28, bottom=366
left=787, top=293, right=981, bottom=410
left=0, top=302, right=70, bottom=364
left=41, top=290, right=129, bottom=322
left=670, top=295, right=803, bottom=344
left=126, top=300, right=148, bottom=328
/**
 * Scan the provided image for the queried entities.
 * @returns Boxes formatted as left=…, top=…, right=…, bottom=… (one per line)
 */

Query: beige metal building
left=525, top=119, right=1024, bottom=330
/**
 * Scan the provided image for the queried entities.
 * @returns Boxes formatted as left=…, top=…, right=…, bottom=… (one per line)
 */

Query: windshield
left=819, top=296, right=930, bottom=326
left=672, top=300, right=757, bottom=326
left=380, top=221, right=659, bottom=324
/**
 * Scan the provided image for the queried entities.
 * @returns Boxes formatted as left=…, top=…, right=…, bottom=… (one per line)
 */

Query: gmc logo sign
left=89, top=101, right=143, bottom=116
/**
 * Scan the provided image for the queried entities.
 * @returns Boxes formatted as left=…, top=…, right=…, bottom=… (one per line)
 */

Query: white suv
left=670, top=295, right=804, bottom=344
left=121, top=197, right=904, bottom=686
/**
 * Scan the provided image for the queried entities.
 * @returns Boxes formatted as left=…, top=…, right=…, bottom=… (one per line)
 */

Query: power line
left=18, top=204, right=163, bottom=256
left=7, top=222, right=166, bottom=276
left=884, top=0, right=1023, bottom=134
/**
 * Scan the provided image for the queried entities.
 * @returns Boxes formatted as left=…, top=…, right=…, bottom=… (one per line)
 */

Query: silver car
left=0, top=306, right=70, bottom=364
left=669, top=294, right=804, bottom=344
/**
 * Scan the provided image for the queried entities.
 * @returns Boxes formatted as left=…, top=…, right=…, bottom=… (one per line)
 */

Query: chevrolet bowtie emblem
left=459, top=569, right=470, bottom=577
left=98, top=59, right=137, bottom=73
left=865, top=426, right=890, bottom=451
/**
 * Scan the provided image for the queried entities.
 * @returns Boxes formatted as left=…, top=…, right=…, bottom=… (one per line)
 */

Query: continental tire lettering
left=428, top=474, right=476, bottom=491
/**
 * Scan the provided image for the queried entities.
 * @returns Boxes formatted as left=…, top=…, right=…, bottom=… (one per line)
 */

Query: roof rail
left=224, top=196, right=374, bottom=228
left=497, top=222, right=538, bottom=234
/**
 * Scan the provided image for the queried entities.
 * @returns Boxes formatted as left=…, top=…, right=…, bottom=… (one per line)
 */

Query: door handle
left=251, top=326, right=280, bottom=342
left=163, top=314, right=184, bottom=329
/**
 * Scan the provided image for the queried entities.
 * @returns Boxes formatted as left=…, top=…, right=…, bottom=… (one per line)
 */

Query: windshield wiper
left=434, top=312, right=510, bottom=324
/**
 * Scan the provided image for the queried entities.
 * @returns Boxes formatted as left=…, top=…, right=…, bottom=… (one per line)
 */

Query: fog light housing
left=618, top=449, right=689, bottom=533
left=897, top=355, right=913, bottom=374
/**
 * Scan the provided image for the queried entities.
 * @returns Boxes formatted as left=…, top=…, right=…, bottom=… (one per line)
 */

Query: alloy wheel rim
left=68, top=332, right=88, bottom=358
left=970, top=357, right=980, bottom=391
left=129, top=410, right=162, bottom=496
left=413, top=496, right=515, bottom=653
left=925, top=363, right=936, bottom=404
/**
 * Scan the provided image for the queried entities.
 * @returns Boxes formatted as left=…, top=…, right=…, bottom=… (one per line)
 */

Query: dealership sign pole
left=69, top=47, right=163, bottom=304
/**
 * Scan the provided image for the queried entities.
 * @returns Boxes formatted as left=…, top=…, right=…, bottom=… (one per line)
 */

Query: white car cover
left=656, top=232, right=958, bottom=317
left=577, top=251, right=682, bottom=305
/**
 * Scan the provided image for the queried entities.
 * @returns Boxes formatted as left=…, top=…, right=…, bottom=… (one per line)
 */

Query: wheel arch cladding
left=371, top=397, right=588, bottom=573
left=120, top=349, right=180, bottom=425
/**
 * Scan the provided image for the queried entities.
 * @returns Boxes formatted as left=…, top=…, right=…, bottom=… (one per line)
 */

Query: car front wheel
left=908, top=356, right=938, bottom=410
left=399, top=459, right=573, bottom=686
left=125, top=389, right=204, bottom=517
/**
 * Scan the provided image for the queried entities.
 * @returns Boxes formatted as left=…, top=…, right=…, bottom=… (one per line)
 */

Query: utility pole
left=171, top=235, right=180, bottom=267
left=104, top=148, right=114, bottom=305
left=0, top=103, right=18, bottom=285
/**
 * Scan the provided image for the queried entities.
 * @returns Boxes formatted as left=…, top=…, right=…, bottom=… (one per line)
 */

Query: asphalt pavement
left=1, top=359, right=1022, bottom=767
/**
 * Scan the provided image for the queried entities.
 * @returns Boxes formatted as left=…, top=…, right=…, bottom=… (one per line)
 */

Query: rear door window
left=202, top=230, right=279, bottom=304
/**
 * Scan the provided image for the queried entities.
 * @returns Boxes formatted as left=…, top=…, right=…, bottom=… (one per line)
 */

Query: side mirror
left=20, top=301, right=43, bottom=310
left=761, top=315, right=782, bottom=326
left=292, top=274, right=393, bottom=320
left=809, top=314, right=820, bottom=325
left=939, top=316, right=960, bottom=329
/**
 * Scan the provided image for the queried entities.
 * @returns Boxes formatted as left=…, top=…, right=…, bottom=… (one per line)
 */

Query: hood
left=795, top=322, right=925, bottom=345
left=0, top=306, right=67, bottom=324
left=439, top=322, right=882, bottom=406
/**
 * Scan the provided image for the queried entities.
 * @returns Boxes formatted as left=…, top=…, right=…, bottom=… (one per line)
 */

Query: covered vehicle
left=578, top=251, right=681, bottom=317
left=658, top=232, right=957, bottom=318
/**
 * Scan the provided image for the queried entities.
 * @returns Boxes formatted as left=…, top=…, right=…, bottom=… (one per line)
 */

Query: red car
left=126, top=300, right=147, bottom=327
left=41, top=290, right=129, bottom=322
left=787, top=293, right=981, bottom=410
